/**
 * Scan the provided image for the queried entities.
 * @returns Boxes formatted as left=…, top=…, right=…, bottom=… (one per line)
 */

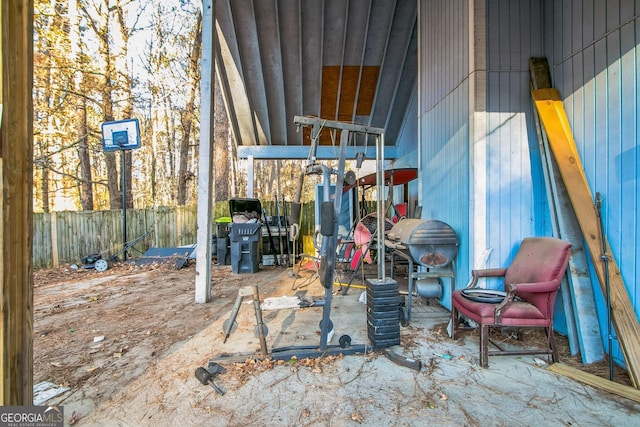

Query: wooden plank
left=545, top=150, right=605, bottom=364
left=0, top=159, right=3, bottom=401
left=533, top=88, right=640, bottom=388
left=529, top=57, right=552, bottom=89
left=1, top=0, right=34, bottom=405
left=530, top=59, right=604, bottom=364
left=533, top=99, right=580, bottom=359
left=548, top=363, right=640, bottom=404
left=530, top=70, right=580, bottom=355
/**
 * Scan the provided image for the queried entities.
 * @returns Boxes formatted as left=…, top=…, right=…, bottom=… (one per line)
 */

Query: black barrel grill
left=386, top=218, right=459, bottom=268
left=385, top=218, right=459, bottom=323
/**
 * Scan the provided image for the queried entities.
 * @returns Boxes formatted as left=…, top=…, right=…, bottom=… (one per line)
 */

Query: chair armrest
left=494, top=285, right=518, bottom=323
left=508, top=279, right=559, bottom=294
left=466, top=268, right=508, bottom=289
left=493, top=280, right=559, bottom=323
left=472, top=268, right=508, bottom=278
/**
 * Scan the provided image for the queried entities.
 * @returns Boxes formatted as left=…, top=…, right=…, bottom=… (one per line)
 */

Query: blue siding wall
left=416, top=0, right=550, bottom=310
left=542, top=0, right=640, bottom=367
left=419, top=0, right=471, bottom=309
left=483, top=0, right=548, bottom=266
left=393, top=87, right=420, bottom=209
left=393, top=88, right=418, bottom=166
left=412, top=0, right=638, bottom=368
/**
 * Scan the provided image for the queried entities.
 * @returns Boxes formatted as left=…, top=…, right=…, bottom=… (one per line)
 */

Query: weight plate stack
left=365, top=278, right=400, bottom=350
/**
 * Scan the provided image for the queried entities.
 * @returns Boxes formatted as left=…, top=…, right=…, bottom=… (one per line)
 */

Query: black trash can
left=229, top=222, right=261, bottom=273
left=217, top=236, right=231, bottom=265
left=228, top=198, right=262, bottom=274
left=215, top=218, right=231, bottom=265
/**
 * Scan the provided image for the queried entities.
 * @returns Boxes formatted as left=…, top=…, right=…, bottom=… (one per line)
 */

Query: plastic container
left=229, top=222, right=261, bottom=273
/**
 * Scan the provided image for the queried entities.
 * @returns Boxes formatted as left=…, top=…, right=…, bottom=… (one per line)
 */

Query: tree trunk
left=116, top=0, right=134, bottom=209
left=177, top=12, right=202, bottom=205
left=77, top=98, right=93, bottom=211
left=70, top=0, right=94, bottom=211
left=214, top=73, right=230, bottom=202
left=84, top=0, right=120, bottom=210
left=99, top=25, right=119, bottom=210
left=41, top=158, right=50, bottom=213
left=164, top=95, right=175, bottom=184
left=101, top=61, right=120, bottom=209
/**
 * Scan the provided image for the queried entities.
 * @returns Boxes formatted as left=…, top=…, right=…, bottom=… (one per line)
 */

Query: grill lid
left=387, top=219, right=459, bottom=268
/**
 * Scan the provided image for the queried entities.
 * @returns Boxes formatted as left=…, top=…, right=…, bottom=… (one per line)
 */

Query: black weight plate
left=366, top=290, right=398, bottom=299
left=367, top=296, right=400, bottom=306
left=369, top=336, right=400, bottom=349
left=367, top=308, right=401, bottom=318
left=366, top=314, right=400, bottom=327
left=339, top=335, right=352, bottom=349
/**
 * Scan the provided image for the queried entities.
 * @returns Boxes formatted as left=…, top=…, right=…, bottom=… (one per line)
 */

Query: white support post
left=195, top=0, right=215, bottom=303
left=247, top=154, right=254, bottom=198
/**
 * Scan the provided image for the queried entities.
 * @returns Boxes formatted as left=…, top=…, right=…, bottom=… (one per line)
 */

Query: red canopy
left=343, top=168, right=417, bottom=192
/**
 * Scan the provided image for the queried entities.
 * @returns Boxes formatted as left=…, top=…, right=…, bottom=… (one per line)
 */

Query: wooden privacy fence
left=32, top=201, right=334, bottom=269
left=33, top=206, right=199, bottom=269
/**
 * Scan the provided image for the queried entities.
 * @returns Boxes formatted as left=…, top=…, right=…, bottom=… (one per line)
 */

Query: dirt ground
left=33, top=260, right=634, bottom=426
left=33, top=261, right=251, bottom=420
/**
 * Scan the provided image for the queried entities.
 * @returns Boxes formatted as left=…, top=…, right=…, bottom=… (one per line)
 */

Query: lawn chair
left=336, top=214, right=393, bottom=295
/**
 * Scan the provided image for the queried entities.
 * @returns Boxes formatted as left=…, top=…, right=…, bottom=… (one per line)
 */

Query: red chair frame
left=451, top=237, right=572, bottom=368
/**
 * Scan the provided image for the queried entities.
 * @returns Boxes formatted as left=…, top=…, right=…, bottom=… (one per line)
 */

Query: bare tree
left=81, top=0, right=121, bottom=209
left=31, top=0, right=218, bottom=211
left=213, top=74, right=230, bottom=202
left=69, top=0, right=94, bottom=210
left=114, top=0, right=141, bottom=209
left=177, top=11, right=202, bottom=205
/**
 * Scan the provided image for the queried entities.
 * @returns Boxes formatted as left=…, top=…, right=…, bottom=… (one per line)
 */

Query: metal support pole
left=121, top=149, right=127, bottom=261
left=376, top=133, right=386, bottom=280
left=318, top=130, right=348, bottom=351
left=596, top=192, right=614, bottom=381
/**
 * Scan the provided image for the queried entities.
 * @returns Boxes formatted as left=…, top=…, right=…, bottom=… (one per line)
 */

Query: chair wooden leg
left=546, top=327, right=559, bottom=363
left=480, top=324, right=489, bottom=368
left=451, top=305, right=458, bottom=339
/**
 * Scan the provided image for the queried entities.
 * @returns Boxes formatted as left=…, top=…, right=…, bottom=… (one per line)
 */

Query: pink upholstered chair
left=451, top=237, right=572, bottom=368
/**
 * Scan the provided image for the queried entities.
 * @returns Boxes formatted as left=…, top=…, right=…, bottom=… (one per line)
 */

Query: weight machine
left=214, top=116, right=389, bottom=361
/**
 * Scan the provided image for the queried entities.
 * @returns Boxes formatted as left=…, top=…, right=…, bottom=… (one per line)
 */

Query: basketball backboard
left=101, top=119, right=141, bottom=151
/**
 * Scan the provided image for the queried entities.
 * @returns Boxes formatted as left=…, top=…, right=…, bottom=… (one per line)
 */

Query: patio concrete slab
left=75, top=267, right=640, bottom=426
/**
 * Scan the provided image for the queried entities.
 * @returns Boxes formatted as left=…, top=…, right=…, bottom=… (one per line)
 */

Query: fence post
left=50, top=212, right=59, bottom=268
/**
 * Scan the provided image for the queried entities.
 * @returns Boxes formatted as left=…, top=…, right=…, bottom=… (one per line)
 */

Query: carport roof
left=212, top=0, right=417, bottom=159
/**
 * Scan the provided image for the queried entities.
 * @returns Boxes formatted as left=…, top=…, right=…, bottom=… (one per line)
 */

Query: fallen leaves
left=68, top=411, right=78, bottom=425
left=229, top=354, right=345, bottom=384
left=351, top=412, right=364, bottom=423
